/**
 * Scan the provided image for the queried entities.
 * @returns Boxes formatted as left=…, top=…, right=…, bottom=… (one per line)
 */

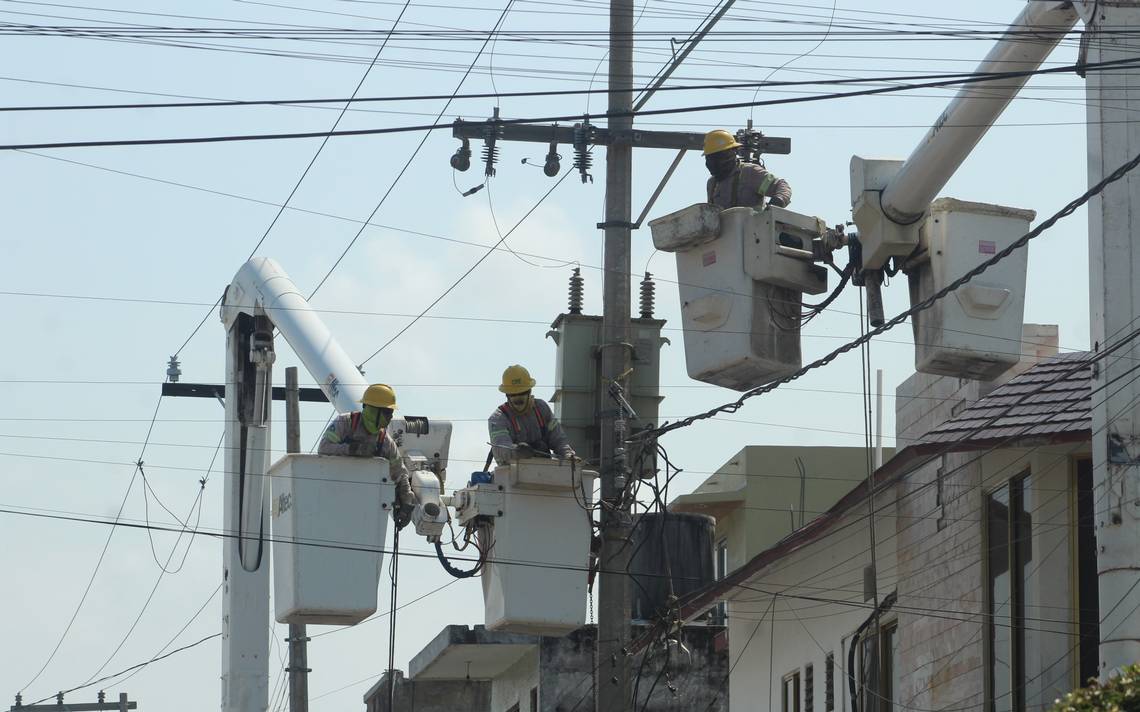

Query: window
left=783, top=671, right=802, bottom=712
left=805, top=663, right=815, bottom=712
left=986, top=473, right=1033, bottom=712
left=713, top=539, right=729, bottom=625
left=856, top=620, right=898, bottom=712
left=825, top=652, right=835, bottom=711
left=1075, top=458, right=1100, bottom=685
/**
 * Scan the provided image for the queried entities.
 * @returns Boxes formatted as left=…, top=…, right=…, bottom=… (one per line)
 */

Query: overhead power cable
left=2, top=64, right=1101, bottom=112
left=2, top=56, right=1137, bottom=152
left=168, top=0, right=414, bottom=360
left=304, top=0, right=519, bottom=302
left=645, top=141, right=1140, bottom=440
left=25, top=633, right=222, bottom=706
left=17, top=395, right=163, bottom=695
left=359, top=166, right=573, bottom=365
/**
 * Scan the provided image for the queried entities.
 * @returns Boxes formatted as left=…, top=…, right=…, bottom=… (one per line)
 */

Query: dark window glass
left=1076, top=459, right=1100, bottom=684
left=805, top=663, right=814, bottom=712
left=825, top=652, right=835, bottom=711
left=987, top=474, right=1031, bottom=712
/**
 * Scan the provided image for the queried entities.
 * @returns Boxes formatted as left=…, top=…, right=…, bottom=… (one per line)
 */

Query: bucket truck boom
left=218, top=257, right=451, bottom=712
left=852, top=0, right=1080, bottom=267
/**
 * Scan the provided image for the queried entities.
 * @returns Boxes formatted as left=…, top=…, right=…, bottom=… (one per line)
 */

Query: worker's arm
left=488, top=410, right=517, bottom=465
left=378, top=433, right=415, bottom=529
left=317, top=415, right=354, bottom=456
left=538, top=400, right=576, bottom=460
left=758, top=169, right=791, bottom=208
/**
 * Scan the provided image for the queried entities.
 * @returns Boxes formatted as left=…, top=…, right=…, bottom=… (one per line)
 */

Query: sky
left=0, top=1, right=1098, bottom=710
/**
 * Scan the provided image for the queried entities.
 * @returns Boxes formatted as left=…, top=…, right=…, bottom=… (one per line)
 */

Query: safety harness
left=483, top=402, right=548, bottom=471
left=497, top=402, right=547, bottom=439
left=349, top=411, right=386, bottom=452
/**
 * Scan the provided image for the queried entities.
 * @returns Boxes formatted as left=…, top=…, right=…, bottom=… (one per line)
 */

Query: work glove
left=346, top=440, right=370, bottom=457
left=514, top=443, right=535, bottom=460
left=393, top=504, right=411, bottom=531
left=395, top=477, right=417, bottom=510
left=768, top=196, right=788, bottom=209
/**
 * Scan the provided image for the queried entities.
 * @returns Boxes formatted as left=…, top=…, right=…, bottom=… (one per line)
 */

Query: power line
left=3, top=56, right=1136, bottom=152
left=304, top=0, right=520, bottom=303
left=7, top=38, right=1070, bottom=112
left=169, top=0, right=415, bottom=360
left=359, top=167, right=574, bottom=365
left=17, top=395, right=163, bottom=695
left=27, top=632, right=220, bottom=706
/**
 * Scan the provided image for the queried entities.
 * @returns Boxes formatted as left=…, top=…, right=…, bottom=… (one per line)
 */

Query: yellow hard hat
left=703, top=129, right=741, bottom=156
left=359, top=383, right=398, bottom=409
left=499, top=364, right=536, bottom=395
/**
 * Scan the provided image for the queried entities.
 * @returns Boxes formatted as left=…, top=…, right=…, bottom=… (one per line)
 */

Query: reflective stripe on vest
left=758, top=172, right=777, bottom=195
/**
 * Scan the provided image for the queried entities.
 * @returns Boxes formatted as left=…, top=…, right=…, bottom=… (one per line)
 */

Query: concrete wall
left=364, top=670, right=491, bottom=712
left=892, top=444, right=1087, bottom=711
left=739, top=446, right=895, bottom=561
left=538, top=626, right=728, bottom=712
left=490, top=647, right=539, bottom=712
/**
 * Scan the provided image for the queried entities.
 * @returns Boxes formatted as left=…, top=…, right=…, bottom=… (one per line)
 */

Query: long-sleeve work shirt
left=487, top=399, right=575, bottom=466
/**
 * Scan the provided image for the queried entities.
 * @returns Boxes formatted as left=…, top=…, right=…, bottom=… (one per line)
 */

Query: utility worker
left=488, top=364, right=577, bottom=466
left=318, top=383, right=416, bottom=529
left=703, top=129, right=792, bottom=210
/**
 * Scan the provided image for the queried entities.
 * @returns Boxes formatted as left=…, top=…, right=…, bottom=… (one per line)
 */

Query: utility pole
left=1083, top=0, right=1140, bottom=676
left=596, top=1, right=634, bottom=710
left=445, top=5, right=786, bottom=707
left=284, top=367, right=310, bottom=712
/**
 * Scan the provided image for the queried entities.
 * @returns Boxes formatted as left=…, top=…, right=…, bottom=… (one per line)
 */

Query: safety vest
left=498, top=402, right=547, bottom=440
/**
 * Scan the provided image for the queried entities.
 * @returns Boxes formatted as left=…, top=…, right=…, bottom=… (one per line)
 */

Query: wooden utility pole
left=284, top=367, right=309, bottom=712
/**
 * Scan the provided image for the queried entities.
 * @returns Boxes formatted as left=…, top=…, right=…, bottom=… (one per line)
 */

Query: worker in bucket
left=488, top=364, right=578, bottom=466
left=318, top=383, right=416, bottom=529
left=704, top=129, right=792, bottom=210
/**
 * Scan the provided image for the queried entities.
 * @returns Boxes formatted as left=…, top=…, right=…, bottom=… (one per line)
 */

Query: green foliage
left=1049, top=663, right=1140, bottom=712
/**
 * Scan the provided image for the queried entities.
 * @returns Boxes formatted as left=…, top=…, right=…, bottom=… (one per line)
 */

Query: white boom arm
left=880, top=1, right=1080, bottom=225
left=216, top=257, right=368, bottom=712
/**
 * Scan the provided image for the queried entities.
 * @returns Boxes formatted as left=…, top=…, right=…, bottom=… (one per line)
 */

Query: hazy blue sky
left=0, top=1, right=1094, bottom=710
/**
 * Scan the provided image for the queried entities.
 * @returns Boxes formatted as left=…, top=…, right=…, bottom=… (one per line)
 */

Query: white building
left=667, top=327, right=1101, bottom=711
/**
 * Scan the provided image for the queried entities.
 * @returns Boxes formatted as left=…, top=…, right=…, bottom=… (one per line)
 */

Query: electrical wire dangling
left=482, top=107, right=502, bottom=178
left=572, top=119, right=594, bottom=183
left=435, top=523, right=489, bottom=579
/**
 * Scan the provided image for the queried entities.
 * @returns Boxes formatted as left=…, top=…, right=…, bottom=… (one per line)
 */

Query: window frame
left=855, top=617, right=897, bottom=712
left=985, top=470, right=1031, bottom=712
left=713, top=538, right=729, bottom=625
left=783, top=669, right=802, bottom=712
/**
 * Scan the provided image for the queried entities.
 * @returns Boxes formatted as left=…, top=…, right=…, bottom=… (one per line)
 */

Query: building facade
left=668, top=328, right=1102, bottom=711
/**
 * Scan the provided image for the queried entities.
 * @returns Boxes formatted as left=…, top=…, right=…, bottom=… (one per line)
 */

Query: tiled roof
left=919, top=351, right=1092, bottom=445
